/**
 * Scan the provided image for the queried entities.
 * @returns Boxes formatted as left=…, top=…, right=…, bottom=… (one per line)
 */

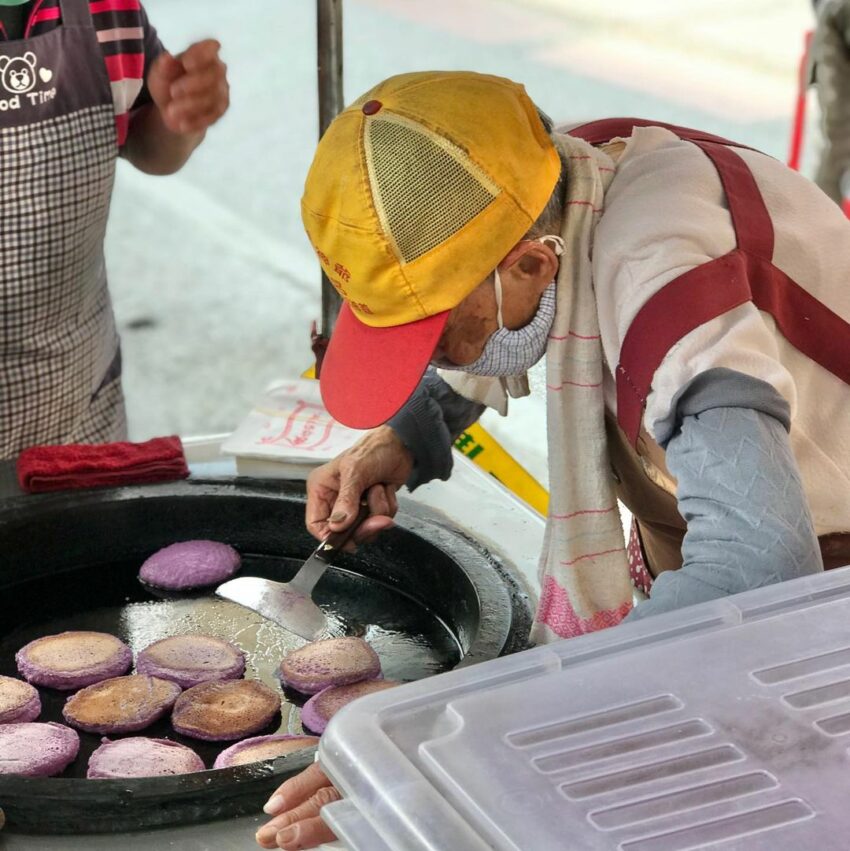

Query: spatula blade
left=215, top=576, right=328, bottom=641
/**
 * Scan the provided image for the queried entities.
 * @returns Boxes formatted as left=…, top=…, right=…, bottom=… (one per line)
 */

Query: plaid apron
left=0, top=0, right=126, bottom=459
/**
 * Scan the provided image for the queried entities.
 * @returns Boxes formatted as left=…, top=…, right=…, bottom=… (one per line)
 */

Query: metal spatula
left=215, top=500, right=370, bottom=641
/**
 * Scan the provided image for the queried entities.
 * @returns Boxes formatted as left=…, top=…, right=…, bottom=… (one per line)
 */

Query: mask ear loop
left=537, top=235, right=565, bottom=257
left=493, top=267, right=505, bottom=329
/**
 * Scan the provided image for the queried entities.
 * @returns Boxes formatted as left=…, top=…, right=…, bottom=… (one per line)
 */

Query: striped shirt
left=0, top=0, right=163, bottom=145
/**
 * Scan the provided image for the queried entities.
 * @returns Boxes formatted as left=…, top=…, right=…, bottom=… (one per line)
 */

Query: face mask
left=440, top=235, right=563, bottom=377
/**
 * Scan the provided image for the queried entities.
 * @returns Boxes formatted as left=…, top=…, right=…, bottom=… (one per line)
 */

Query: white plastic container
left=320, top=567, right=850, bottom=850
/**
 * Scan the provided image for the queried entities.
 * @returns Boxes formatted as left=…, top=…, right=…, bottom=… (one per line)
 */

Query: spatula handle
left=319, top=498, right=371, bottom=561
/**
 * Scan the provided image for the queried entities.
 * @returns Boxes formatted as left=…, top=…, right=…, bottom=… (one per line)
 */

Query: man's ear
left=500, top=240, right=559, bottom=285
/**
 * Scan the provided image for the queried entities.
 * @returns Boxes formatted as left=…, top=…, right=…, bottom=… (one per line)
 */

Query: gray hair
left=525, top=108, right=568, bottom=239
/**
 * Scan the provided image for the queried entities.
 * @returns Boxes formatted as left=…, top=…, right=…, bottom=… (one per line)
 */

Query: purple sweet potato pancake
left=87, top=737, right=205, bottom=779
left=301, top=680, right=400, bottom=734
left=62, top=675, right=182, bottom=735
left=171, top=679, right=280, bottom=742
left=213, top=734, right=319, bottom=769
left=278, top=637, right=381, bottom=695
left=16, top=631, right=132, bottom=691
left=137, top=635, right=245, bottom=689
left=0, top=675, right=41, bottom=724
left=139, top=540, right=240, bottom=590
left=0, top=722, right=79, bottom=777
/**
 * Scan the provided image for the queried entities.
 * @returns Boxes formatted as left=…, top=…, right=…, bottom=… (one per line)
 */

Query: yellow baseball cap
left=301, top=71, right=560, bottom=428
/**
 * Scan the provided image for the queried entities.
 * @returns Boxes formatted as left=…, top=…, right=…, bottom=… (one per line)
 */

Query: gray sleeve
left=627, top=402, right=823, bottom=622
left=387, top=368, right=485, bottom=491
left=652, top=367, right=791, bottom=449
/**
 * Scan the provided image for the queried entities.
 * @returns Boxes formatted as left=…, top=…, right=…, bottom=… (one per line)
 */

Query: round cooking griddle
left=0, top=478, right=531, bottom=834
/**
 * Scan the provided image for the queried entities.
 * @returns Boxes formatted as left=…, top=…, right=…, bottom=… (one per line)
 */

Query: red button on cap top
left=362, top=100, right=382, bottom=116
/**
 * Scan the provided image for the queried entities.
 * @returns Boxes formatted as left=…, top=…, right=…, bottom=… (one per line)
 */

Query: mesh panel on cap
left=365, top=114, right=499, bottom=264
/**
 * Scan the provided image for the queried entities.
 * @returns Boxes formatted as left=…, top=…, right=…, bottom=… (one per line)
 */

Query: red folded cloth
left=17, top=436, right=190, bottom=494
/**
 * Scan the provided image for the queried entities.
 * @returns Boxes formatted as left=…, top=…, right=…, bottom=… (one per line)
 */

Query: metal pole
left=317, top=0, right=344, bottom=341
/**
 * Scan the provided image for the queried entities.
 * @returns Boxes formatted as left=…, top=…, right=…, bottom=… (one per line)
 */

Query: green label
left=454, top=431, right=484, bottom=460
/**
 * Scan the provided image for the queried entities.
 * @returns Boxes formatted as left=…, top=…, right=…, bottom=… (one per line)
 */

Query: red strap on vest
left=575, top=120, right=850, bottom=445
left=694, top=142, right=774, bottom=260
left=569, top=118, right=751, bottom=150
left=616, top=252, right=753, bottom=443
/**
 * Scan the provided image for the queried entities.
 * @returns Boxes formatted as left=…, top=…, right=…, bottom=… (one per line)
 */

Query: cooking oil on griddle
left=0, top=553, right=461, bottom=777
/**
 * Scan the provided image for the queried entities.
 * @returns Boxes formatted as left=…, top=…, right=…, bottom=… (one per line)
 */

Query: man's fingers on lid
left=279, top=785, right=341, bottom=831
left=276, top=815, right=338, bottom=850
left=313, top=785, right=342, bottom=807
left=256, top=815, right=288, bottom=849
left=275, top=764, right=330, bottom=810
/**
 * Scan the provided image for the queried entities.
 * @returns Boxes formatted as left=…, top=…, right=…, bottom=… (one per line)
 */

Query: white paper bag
left=221, top=379, right=362, bottom=467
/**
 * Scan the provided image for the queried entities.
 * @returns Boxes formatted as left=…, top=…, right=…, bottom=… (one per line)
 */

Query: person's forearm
left=387, top=368, right=484, bottom=490
left=121, top=103, right=205, bottom=176
left=628, top=406, right=823, bottom=621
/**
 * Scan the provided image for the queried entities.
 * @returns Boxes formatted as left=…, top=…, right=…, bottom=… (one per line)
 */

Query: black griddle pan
left=0, top=477, right=531, bottom=834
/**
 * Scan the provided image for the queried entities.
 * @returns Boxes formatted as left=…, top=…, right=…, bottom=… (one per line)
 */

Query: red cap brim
left=320, top=303, right=449, bottom=429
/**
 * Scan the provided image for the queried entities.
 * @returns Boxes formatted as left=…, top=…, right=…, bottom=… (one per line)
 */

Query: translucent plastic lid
left=320, top=567, right=850, bottom=850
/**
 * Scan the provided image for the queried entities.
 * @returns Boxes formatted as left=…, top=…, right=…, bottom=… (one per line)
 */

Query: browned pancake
left=171, top=679, right=280, bottom=741
left=62, top=675, right=182, bottom=735
left=301, top=679, right=400, bottom=734
left=16, top=631, right=132, bottom=691
left=278, top=637, right=381, bottom=695
left=87, top=737, right=205, bottom=779
left=136, top=635, right=245, bottom=688
left=0, top=675, right=41, bottom=723
left=213, top=734, right=319, bottom=768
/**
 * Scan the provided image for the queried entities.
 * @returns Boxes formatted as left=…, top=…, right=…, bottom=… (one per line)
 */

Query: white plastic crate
left=320, top=567, right=850, bottom=850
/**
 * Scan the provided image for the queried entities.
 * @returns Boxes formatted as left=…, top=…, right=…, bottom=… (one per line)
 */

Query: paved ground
left=110, top=0, right=816, bottom=485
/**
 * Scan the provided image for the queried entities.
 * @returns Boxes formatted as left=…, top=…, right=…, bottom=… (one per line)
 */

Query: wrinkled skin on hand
left=256, top=763, right=340, bottom=850
left=306, top=426, right=413, bottom=552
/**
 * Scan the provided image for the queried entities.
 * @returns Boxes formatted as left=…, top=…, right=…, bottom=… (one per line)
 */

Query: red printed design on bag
left=258, top=401, right=335, bottom=452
